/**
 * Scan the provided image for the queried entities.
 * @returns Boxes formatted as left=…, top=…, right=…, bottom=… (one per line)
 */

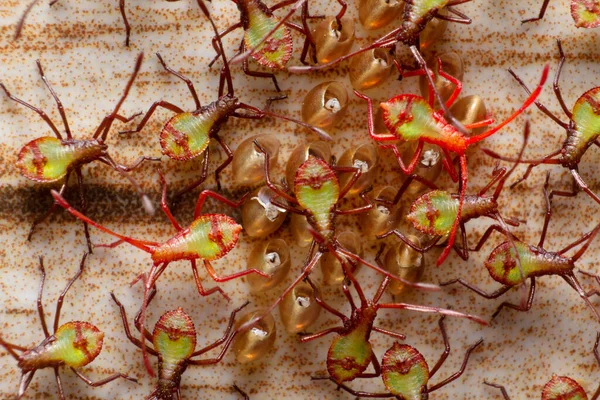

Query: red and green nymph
left=111, top=288, right=249, bottom=399
left=355, top=57, right=549, bottom=266
left=2, top=53, right=156, bottom=253
left=315, top=315, right=483, bottom=399
left=0, top=255, right=136, bottom=399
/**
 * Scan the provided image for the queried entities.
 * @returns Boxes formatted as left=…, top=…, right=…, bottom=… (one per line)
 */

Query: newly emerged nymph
left=208, top=0, right=320, bottom=90
left=300, top=259, right=485, bottom=386
left=111, top=289, right=249, bottom=399
left=315, top=316, right=483, bottom=399
left=485, top=40, right=600, bottom=208
left=484, top=332, right=600, bottom=399
left=120, top=0, right=329, bottom=197
left=51, top=173, right=268, bottom=375
left=356, top=57, right=549, bottom=266
left=378, top=121, right=530, bottom=261
left=442, top=172, right=600, bottom=322
left=1, top=53, right=156, bottom=253
left=0, top=254, right=137, bottom=399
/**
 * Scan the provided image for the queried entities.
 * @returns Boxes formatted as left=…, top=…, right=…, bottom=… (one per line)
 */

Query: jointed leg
left=429, top=316, right=450, bottom=378
left=0, top=82, right=63, bottom=139
left=426, top=338, right=483, bottom=393
left=554, top=40, right=573, bottom=119
left=110, top=156, right=162, bottom=172
left=571, top=168, right=600, bottom=207
left=381, top=173, right=439, bottom=207
left=36, top=256, right=50, bottom=338
left=253, top=139, right=297, bottom=203
left=158, top=171, right=182, bottom=231
left=300, top=327, right=343, bottom=343
left=119, top=101, right=184, bottom=135
left=53, top=253, right=86, bottom=333
left=194, top=186, right=248, bottom=219
left=119, top=0, right=131, bottom=46
left=305, top=277, right=347, bottom=321
left=353, top=91, right=400, bottom=142
left=484, top=381, right=511, bottom=399
left=71, top=368, right=137, bottom=386
left=110, top=292, right=157, bottom=355
left=28, top=175, right=66, bottom=242
left=355, top=352, right=381, bottom=379
left=376, top=302, right=487, bottom=325
left=203, top=260, right=269, bottom=284
left=241, top=47, right=281, bottom=92
left=521, top=0, right=550, bottom=23
left=36, top=60, right=71, bottom=139
left=156, top=53, right=201, bottom=110
left=208, top=23, right=242, bottom=68
left=312, top=377, right=391, bottom=398
left=213, top=133, right=233, bottom=191
left=538, top=171, right=553, bottom=248
left=335, top=187, right=374, bottom=215
left=0, top=336, right=26, bottom=359
left=380, top=142, right=425, bottom=175
left=440, top=278, right=513, bottom=299
left=191, top=260, right=229, bottom=299
left=378, top=229, right=441, bottom=253
left=233, top=384, right=249, bottom=400
left=508, top=67, right=568, bottom=128
left=54, top=368, right=65, bottom=400
left=172, top=147, right=210, bottom=205
left=75, top=168, right=93, bottom=254
left=492, top=278, right=535, bottom=319
left=191, top=300, right=250, bottom=357
left=372, top=326, right=406, bottom=340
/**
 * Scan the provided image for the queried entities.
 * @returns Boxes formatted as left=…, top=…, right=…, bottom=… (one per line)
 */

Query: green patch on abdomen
left=327, top=330, right=372, bottom=382
left=160, top=112, right=213, bottom=160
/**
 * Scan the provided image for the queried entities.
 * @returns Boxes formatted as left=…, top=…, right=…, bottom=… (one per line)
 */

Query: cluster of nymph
left=2, top=0, right=600, bottom=398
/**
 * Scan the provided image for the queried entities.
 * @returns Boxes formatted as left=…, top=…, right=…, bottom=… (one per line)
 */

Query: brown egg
left=232, top=311, right=277, bottom=364
left=312, top=16, right=356, bottom=64
left=337, top=143, right=379, bottom=196
left=286, top=141, right=332, bottom=188
left=241, top=186, right=287, bottom=238
left=302, top=81, right=349, bottom=130
left=419, top=8, right=448, bottom=52
left=348, top=48, right=394, bottom=90
left=246, top=239, right=291, bottom=293
left=279, top=280, right=322, bottom=333
left=320, top=231, right=362, bottom=286
left=419, top=52, right=464, bottom=108
left=450, top=95, right=488, bottom=135
left=358, top=185, right=403, bottom=239
left=232, top=134, right=280, bottom=187
left=382, top=235, right=425, bottom=296
left=358, top=0, right=403, bottom=30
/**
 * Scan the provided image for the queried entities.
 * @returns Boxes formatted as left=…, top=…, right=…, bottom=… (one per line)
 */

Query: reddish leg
left=119, top=0, right=131, bottom=46
left=376, top=302, right=487, bottom=325
left=378, top=229, right=441, bottom=253
left=208, top=23, right=242, bottom=68
left=71, top=369, right=137, bottom=387
left=0, top=336, right=25, bottom=359
left=203, top=259, right=269, bottom=283
left=253, top=139, right=297, bottom=203
left=158, top=171, right=182, bottom=231
left=305, top=277, right=347, bottom=321
left=426, top=338, right=483, bottom=393
left=561, top=273, right=600, bottom=322
left=521, top=0, right=550, bottom=23
left=172, top=147, right=210, bottom=205
left=75, top=168, right=93, bottom=254
left=484, top=381, right=511, bottom=400
left=27, top=172, right=69, bottom=242
left=300, top=327, right=344, bottom=343
left=110, top=292, right=157, bottom=355
left=213, top=132, right=234, bottom=191
left=0, top=82, right=63, bottom=139
left=51, top=190, right=159, bottom=253
left=439, top=278, right=513, bottom=299
left=241, top=44, right=281, bottom=92
left=36, top=256, right=51, bottom=338
left=429, top=316, right=450, bottom=378
left=238, top=252, right=324, bottom=333
left=571, top=168, right=600, bottom=207
left=379, top=174, right=439, bottom=207
left=119, top=101, right=184, bottom=135
left=312, top=377, right=391, bottom=398
left=54, top=368, right=65, bottom=400
left=191, top=300, right=250, bottom=357
left=156, top=53, right=201, bottom=110
left=335, top=187, right=374, bottom=215
left=53, top=254, right=86, bottom=333
left=194, top=189, right=248, bottom=219
left=191, top=260, right=229, bottom=299
left=233, top=384, right=249, bottom=400
left=465, top=64, right=550, bottom=146
left=381, top=142, right=425, bottom=175
left=436, top=154, right=468, bottom=266
left=36, top=60, right=71, bottom=138
left=554, top=40, right=573, bottom=119
left=491, top=278, right=535, bottom=319
left=354, top=91, right=399, bottom=141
